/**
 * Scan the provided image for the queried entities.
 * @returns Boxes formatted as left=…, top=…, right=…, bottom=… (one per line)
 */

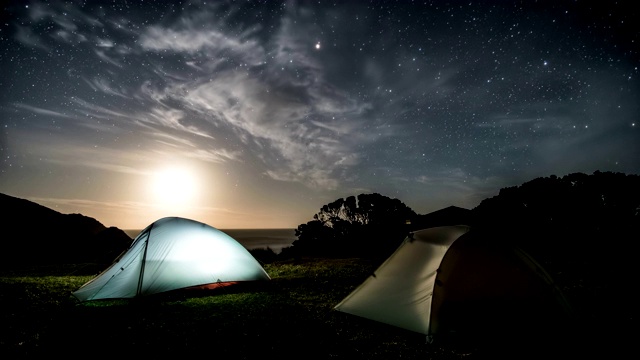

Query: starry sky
left=1, top=0, right=638, bottom=230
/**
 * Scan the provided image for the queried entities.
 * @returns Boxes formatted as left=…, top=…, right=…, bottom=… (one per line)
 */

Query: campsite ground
left=0, top=258, right=633, bottom=359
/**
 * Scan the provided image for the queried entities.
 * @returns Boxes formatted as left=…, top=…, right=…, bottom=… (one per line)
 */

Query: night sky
left=1, top=0, right=638, bottom=230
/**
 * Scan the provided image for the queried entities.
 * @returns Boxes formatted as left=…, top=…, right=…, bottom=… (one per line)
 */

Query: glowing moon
left=151, top=167, right=199, bottom=206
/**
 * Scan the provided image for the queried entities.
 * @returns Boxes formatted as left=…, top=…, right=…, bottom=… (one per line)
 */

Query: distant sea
left=124, top=228, right=297, bottom=254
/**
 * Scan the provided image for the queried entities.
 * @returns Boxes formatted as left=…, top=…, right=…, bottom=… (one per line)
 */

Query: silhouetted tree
left=281, top=193, right=416, bottom=259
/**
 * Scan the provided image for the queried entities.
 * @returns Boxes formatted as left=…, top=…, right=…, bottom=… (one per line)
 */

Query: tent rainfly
left=334, top=225, right=572, bottom=341
left=73, top=217, right=270, bottom=302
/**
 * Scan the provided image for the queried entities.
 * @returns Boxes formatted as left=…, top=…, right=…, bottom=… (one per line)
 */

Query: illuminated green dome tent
left=73, top=217, right=271, bottom=302
left=334, top=225, right=572, bottom=341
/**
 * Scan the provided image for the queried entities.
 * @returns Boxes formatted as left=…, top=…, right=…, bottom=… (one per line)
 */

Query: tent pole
left=136, top=223, right=154, bottom=297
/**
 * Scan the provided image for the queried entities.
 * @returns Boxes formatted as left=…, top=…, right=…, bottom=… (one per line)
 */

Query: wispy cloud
left=21, top=135, right=148, bottom=176
left=12, top=1, right=381, bottom=190
left=94, top=49, right=123, bottom=67
left=70, top=97, right=136, bottom=121
left=96, top=38, right=114, bottom=47
left=14, top=25, right=49, bottom=50
left=14, top=103, right=71, bottom=118
left=139, top=26, right=265, bottom=67
left=28, top=196, right=143, bottom=212
left=178, top=69, right=364, bottom=189
left=83, top=77, right=129, bottom=98
left=133, top=10, right=375, bottom=189
left=140, top=108, right=220, bottom=140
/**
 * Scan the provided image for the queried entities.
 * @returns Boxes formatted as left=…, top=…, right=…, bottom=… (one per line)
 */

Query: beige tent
left=334, top=225, right=571, bottom=341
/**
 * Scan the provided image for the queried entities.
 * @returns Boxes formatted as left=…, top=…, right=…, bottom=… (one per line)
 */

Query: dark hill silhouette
left=0, top=193, right=132, bottom=268
left=408, top=205, right=471, bottom=231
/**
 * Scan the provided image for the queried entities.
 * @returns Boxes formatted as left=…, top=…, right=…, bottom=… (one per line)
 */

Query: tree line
left=273, top=171, right=639, bottom=265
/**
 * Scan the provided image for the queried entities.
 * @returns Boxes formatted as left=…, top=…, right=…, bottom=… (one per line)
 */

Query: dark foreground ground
left=0, top=258, right=635, bottom=359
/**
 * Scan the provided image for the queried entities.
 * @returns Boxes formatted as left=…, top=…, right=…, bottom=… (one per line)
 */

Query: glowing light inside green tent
left=73, top=217, right=270, bottom=302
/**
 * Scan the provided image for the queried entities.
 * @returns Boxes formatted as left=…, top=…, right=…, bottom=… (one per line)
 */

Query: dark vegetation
left=2, top=258, right=526, bottom=359
left=280, top=171, right=639, bottom=291
left=0, top=171, right=638, bottom=358
left=280, top=193, right=416, bottom=261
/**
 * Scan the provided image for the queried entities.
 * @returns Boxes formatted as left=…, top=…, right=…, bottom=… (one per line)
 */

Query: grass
left=0, top=257, right=632, bottom=359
